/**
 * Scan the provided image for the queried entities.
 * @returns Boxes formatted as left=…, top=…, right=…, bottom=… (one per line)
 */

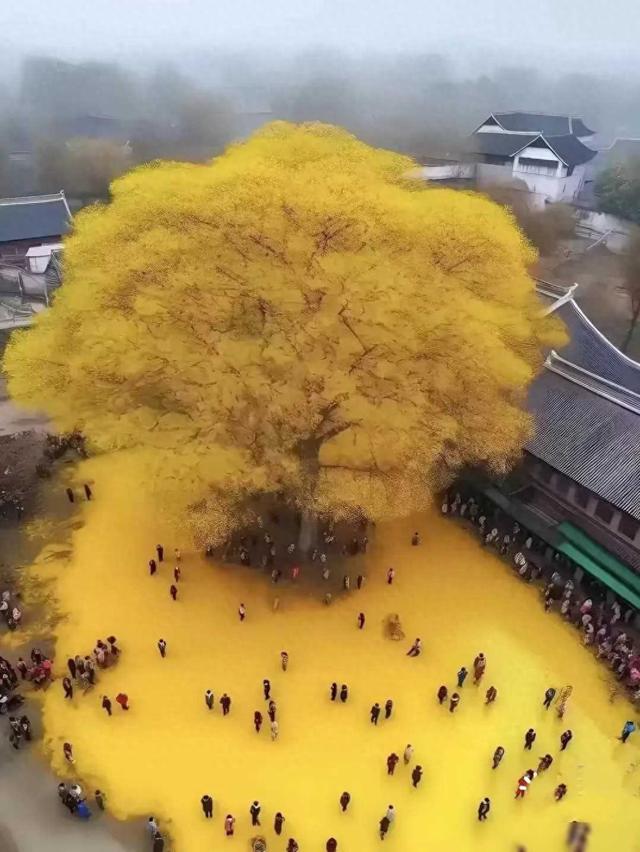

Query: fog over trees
left=1, top=42, right=640, bottom=200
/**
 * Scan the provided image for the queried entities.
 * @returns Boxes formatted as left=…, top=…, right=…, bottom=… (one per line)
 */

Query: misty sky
left=4, top=0, right=640, bottom=65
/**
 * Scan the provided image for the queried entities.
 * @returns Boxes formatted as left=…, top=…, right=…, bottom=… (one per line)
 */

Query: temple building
left=478, top=280, right=640, bottom=614
left=416, top=111, right=597, bottom=207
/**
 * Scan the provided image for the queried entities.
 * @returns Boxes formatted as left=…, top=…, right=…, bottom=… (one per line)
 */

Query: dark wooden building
left=484, top=280, right=640, bottom=613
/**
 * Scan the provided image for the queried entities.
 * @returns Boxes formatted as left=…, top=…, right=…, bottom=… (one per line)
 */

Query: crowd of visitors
left=3, top=479, right=637, bottom=851
left=443, top=489, right=640, bottom=707
left=0, top=587, right=22, bottom=630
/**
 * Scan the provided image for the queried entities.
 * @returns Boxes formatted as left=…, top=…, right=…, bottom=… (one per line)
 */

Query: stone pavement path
left=0, top=748, right=139, bottom=852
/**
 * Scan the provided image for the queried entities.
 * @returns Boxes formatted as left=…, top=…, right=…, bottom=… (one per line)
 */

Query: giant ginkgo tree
left=4, top=122, right=564, bottom=546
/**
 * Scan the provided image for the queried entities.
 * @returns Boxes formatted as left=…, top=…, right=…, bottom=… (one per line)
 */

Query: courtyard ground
left=8, top=454, right=640, bottom=852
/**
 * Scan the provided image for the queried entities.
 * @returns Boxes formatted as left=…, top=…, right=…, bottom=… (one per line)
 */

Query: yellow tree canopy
left=4, top=122, right=564, bottom=544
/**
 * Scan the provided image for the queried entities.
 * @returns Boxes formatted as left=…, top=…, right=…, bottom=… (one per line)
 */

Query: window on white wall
left=516, top=158, right=558, bottom=177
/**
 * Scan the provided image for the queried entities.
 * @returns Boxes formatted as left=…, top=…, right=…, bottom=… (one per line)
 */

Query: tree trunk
left=298, top=510, right=318, bottom=553
left=296, top=436, right=322, bottom=553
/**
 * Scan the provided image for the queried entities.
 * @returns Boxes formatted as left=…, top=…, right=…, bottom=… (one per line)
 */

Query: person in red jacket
left=515, top=769, right=536, bottom=799
left=115, top=692, right=129, bottom=711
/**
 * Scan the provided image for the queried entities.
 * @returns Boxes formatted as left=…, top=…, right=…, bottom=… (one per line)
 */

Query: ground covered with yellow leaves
left=25, top=457, right=640, bottom=851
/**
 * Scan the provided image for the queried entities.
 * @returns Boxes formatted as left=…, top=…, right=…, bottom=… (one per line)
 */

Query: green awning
left=557, top=541, right=640, bottom=610
left=557, top=522, right=640, bottom=597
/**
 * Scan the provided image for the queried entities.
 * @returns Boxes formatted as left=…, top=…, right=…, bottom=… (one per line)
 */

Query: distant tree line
left=2, top=50, right=640, bottom=203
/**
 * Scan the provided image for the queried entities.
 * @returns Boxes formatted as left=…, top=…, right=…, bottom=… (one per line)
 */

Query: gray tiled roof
left=554, top=301, right=640, bottom=393
left=526, top=368, right=640, bottom=520
left=471, top=132, right=596, bottom=167
left=471, top=132, right=538, bottom=157
left=544, top=134, right=597, bottom=167
left=494, top=112, right=594, bottom=137
left=527, top=284, right=640, bottom=517
left=0, top=193, right=71, bottom=244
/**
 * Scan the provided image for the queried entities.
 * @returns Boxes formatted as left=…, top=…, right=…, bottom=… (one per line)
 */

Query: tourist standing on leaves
left=220, top=693, right=231, bottom=715
left=326, top=838, right=338, bottom=852
left=250, top=801, right=261, bottom=826
left=268, top=700, right=277, bottom=722
left=169, top=584, right=178, bottom=601
left=62, top=677, right=73, bottom=699
left=330, top=682, right=337, bottom=701
left=274, top=812, right=285, bottom=835
left=457, top=667, right=468, bottom=687
left=357, top=574, right=365, bottom=590
left=149, top=559, right=157, bottom=576
left=619, top=720, right=636, bottom=743
left=271, top=720, right=279, bottom=740
left=387, top=753, right=399, bottom=775
left=370, top=703, right=381, bottom=725
left=537, top=754, right=553, bottom=772
left=478, top=798, right=491, bottom=821
left=385, top=699, right=393, bottom=719
left=387, top=568, right=395, bottom=585
left=238, top=603, right=246, bottom=621
left=560, top=729, right=573, bottom=750
left=515, top=770, right=536, bottom=799
left=224, top=814, right=235, bottom=836
left=153, top=830, right=164, bottom=852
left=411, top=766, right=423, bottom=788
left=340, top=684, right=348, bottom=703
left=63, top=742, right=74, bottom=763
left=473, top=653, right=486, bottom=684
left=157, top=639, right=167, bottom=658
left=286, top=840, right=299, bottom=852
left=66, top=488, right=74, bottom=504
left=201, top=794, right=213, bottom=818
left=156, top=544, right=164, bottom=562
left=115, top=692, right=129, bottom=711
left=147, top=817, right=159, bottom=837
left=554, top=784, right=568, bottom=801
left=411, top=532, right=420, bottom=546
left=449, top=693, right=460, bottom=713
left=492, top=746, right=504, bottom=769
left=95, top=790, right=106, bottom=810
left=281, top=651, right=289, bottom=671
left=340, top=791, right=351, bottom=812
left=263, top=679, right=271, bottom=700
left=379, top=815, right=391, bottom=840
left=357, top=612, right=365, bottom=629
left=101, top=695, right=112, bottom=716
left=407, top=638, right=422, bottom=657
left=403, top=744, right=414, bottom=765
left=524, top=728, right=536, bottom=750
left=543, top=687, right=556, bottom=709
left=485, top=685, right=497, bottom=704
left=437, top=685, right=448, bottom=704
left=205, top=689, right=214, bottom=710
left=254, top=710, right=263, bottom=733
left=173, top=566, right=180, bottom=583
